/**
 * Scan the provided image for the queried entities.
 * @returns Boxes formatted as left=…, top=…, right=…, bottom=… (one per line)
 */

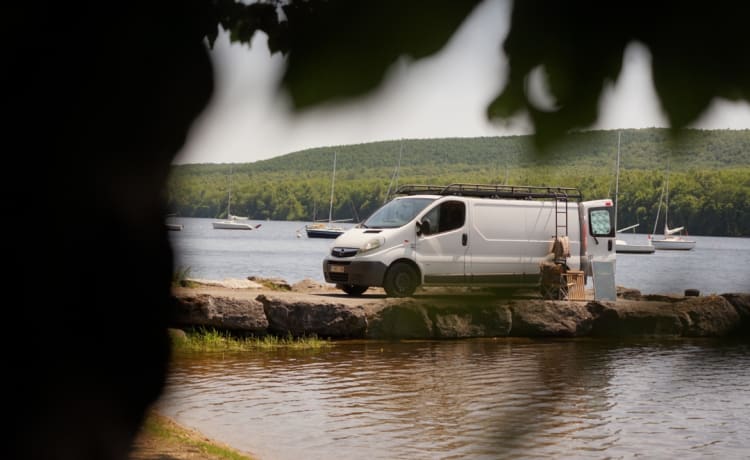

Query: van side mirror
left=417, top=219, right=431, bottom=236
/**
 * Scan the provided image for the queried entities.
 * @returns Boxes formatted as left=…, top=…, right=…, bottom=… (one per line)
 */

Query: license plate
left=330, top=264, right=345, bottom=273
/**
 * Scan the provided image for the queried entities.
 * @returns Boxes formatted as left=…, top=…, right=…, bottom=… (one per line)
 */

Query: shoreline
left=170, top=278, right=750, bottom=339
left=131, top=410, right=255, bottom=460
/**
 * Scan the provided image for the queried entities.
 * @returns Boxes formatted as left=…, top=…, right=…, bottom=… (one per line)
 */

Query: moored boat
left=615, top=238, right=655, bottom=254
left=213, top=166, right=261, bottom=230
left=304, top=222, right=346, bottom=238
left=650, top=227, right=695, bottom=250
left=305, top=151, right=351, bottom=239
left=613, top=133, right=654, bottom=255
left=649, top=163, right=696, bottom=251
left=212, top=219, right=262, bottom=230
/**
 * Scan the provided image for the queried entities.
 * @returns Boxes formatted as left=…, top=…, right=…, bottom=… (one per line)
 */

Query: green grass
left=172, top=266, right=198, bottom=288
left=170, top=327, right=333, bottom=352
left=139, top=411, right=254, bottom=460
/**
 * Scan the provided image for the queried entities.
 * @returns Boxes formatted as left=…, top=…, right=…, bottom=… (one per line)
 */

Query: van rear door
left=580, top=199, right=616, bottom=275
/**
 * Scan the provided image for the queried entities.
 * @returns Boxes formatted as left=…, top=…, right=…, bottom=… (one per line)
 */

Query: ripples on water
left=157, top=339, right=750, bottom=460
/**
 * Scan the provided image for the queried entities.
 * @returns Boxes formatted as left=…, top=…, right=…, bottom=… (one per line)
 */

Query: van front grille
left=330, top=247, right=358, bottom=258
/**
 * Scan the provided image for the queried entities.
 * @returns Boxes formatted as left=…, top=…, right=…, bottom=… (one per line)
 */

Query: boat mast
left=328, top=152, right=336, bottom=224
left=228, top=165, right=232, bottom=218
left=614, top=131, right=621, bottom=233
left=384, top=141, right=403, bottom=204
left=663, top=160, right=670, bottom=235
left=651, top=181, right=665, bottom=237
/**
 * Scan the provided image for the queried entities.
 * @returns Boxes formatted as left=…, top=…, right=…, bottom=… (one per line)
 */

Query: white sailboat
left=213, top=167, right=261, bottom=230
left=305, top=152, right=348, bottom=238
left=650, top=163, right=695, bottom=250
left=614, top=132, right=655, bottom=254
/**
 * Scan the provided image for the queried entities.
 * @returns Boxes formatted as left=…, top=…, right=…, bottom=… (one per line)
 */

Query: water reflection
left=157, top=339, right=750, bottom=459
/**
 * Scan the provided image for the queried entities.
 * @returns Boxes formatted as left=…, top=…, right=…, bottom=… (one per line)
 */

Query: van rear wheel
left=340, top=284, right=368, bottom=296
left=384, top=263, right=418, bottom=297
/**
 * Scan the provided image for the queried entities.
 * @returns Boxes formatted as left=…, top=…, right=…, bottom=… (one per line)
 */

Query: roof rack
left=394, top=183, right=583, bottom=201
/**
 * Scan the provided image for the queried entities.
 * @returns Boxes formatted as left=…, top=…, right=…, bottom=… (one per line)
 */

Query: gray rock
left=675, top=295, right=741, bottom=336
left=366, top=298, right=512, bottom=339
left=171, top=294, right=268, bottom=334
left=258, top=294, right=368, bottom=338
left=720, top=293, right=750, bottom=334
left=366, top=301, right=434, bottom=339
left=510, top=300, right=594, bottom=337
left=588, top=300, right=685, bottom=336
left=171, top=287, right=750, bottom=339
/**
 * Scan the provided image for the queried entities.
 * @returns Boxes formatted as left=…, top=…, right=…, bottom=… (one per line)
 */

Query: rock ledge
left=171, top=281, right=750, bottom=339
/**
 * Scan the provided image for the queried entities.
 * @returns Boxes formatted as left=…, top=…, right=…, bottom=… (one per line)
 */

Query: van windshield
left=361, top=197, right=436, bottom=229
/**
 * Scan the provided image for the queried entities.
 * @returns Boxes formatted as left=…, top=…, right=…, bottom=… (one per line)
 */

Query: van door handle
left=608, top=240, right=613, bottom=251
left=462, top=233, right=467, bottom=246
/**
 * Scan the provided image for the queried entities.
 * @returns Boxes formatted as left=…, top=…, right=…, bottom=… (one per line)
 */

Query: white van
left=323, top=184, right=616, bottom=297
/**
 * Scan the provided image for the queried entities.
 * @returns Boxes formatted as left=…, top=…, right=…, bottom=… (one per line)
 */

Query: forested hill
left=167, top=128, right=750, bottom=236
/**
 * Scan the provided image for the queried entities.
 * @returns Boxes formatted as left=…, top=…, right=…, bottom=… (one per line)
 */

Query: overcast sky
left=174, top=0, right=750, bottom=165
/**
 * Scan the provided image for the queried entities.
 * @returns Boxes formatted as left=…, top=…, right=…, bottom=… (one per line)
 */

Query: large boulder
left=676, top=295, right=742, bottom=336
left=258, top=294, right=368, bottom=338
left=171, top=294, right=268, bottom=334
left=366, top=299, right=512, bottom=339
left=720, top=293, right=750, bottom=334
left=588, top=295, right=742, bottom=337
left=509, top=300, right=594, bottom=337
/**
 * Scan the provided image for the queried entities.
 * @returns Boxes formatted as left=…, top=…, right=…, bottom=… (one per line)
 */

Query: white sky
left=174, top=0, right=750, bottom=165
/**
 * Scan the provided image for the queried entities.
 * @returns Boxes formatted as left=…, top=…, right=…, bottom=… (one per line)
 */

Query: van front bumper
left=323, top=259, right=388, bottom=287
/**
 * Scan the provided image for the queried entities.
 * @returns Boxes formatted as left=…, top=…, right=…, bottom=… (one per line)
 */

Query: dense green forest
left=167, top=128, right=750, bottom=236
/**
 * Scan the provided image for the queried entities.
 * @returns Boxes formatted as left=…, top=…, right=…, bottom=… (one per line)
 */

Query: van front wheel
left=384, top=263, right=418, bottom=297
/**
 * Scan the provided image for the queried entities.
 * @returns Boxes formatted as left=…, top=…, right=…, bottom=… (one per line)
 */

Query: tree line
left=167, top=128, right=750, bottom=236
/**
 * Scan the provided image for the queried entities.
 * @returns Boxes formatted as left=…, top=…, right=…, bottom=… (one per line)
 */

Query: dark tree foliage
left=204, top=0, right=481, bottom=106
left=204, top=0, right=750, bottom=149
left=9, top=1, right=213, bottom=459
left=491, top=1, right=750, bottom=149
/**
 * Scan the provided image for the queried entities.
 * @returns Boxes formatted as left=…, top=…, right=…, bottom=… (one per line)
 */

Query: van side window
left=589, top=208, right=614, bottom=236
left=422, top=201, right=465, bottom=235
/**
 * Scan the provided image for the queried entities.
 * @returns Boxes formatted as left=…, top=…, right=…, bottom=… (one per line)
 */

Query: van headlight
left=358, top=237, right=383, bottom=254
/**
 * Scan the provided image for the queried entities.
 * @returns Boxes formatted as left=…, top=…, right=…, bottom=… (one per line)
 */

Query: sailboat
left=650, top=162, right=695, bottom=250
left=613, top=132, right=655, bottom=254
left=212, top=166, right=261, bottom=230
left=305, top=152, right=348, bottom=238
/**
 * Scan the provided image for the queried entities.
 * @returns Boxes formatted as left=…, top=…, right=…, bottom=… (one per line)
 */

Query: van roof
left=395, top=183, right=583, bottom=202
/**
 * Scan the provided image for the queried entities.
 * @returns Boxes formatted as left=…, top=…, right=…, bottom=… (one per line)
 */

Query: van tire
left=341, top=284, right=368, bottom=296
left=384, top=263, right=419, bottom=297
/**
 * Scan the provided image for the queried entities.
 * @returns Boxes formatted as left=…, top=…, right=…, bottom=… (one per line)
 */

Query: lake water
left=156, top=339, right=750, bottom=460
left=161, top=219, right=750, bottom=459
left=168, top=218, right=750, bottom=295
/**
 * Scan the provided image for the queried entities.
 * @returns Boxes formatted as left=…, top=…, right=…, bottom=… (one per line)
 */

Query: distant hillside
left=167, top=128, right=750, bottom=236
left=174, top=128, right=750, bottom=174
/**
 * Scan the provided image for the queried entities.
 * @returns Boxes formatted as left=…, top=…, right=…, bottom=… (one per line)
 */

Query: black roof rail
left=394, top=183, right=583, bottom=201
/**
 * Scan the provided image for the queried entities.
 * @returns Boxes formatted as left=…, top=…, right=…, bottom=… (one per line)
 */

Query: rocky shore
left=171, top=278, right=750, bottom=339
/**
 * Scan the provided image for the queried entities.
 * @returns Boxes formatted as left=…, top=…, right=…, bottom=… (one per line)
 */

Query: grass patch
left=170, top=327, right=333, bottom=352
left=136, top=411, right=254, bottom=460
left=248, top=276, right=292, bottom=291
left=172, top=266, right=198, bottom=288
